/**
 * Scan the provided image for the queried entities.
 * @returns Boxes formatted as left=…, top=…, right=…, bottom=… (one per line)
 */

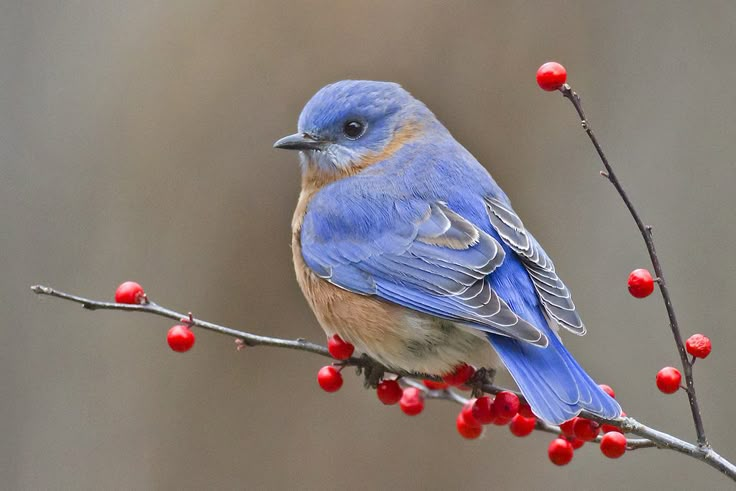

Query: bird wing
left=301, top=198, right=548, bottom=346
left=484, top=197, right=585, bottom=335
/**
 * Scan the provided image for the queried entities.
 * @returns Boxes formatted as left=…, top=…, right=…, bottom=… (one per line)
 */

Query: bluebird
left=274, top=80, right=620, bottom=424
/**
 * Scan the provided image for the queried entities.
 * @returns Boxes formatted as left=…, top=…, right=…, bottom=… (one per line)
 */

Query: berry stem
left=559, top=84, right=708, bottom=448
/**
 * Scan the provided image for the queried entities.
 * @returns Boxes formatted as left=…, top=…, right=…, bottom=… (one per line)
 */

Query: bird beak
left=273, top=132, right=328, bottom=151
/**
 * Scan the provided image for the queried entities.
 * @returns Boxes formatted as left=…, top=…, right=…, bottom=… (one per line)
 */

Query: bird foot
left=353, top=354, right=387, bottom=388
left=469, top=367, right=496, bottom=398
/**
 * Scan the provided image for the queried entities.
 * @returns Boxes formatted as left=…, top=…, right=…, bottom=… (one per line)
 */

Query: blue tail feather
left=490, top=327, right=621, bottom=425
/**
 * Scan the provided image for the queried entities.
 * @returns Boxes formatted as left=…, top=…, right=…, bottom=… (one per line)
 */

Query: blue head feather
left=295, top=80, right=435, bottom=172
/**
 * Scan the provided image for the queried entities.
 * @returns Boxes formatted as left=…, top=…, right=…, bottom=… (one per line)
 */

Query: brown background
left=3, top=1, right=736, bottom=490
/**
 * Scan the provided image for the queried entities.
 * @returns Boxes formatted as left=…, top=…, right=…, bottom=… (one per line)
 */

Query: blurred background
left=3, top=1, right=736, bottom=489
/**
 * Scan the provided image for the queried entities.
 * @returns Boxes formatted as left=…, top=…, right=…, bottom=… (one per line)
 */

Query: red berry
left=376, top=379, right=403, bottom=405
left=573, top=418, right=600, bottom=441
left=656, top=366, right=682, bottom=394
left=599, top=384, right=616, bottom=399
left=422, top=379, right=450, bottom=390
left=600, top=432, right=627, bottom=459
left=461, top=399, right=481, bottom=426
left=399, top=387, right=425, bottom=416
left=492, top=391, right=520, bottom=419
left=317, top=366, right=343, bottom=393
left=601, top=423, right=623, bottom=434
left=327, top=334, right=354, bottom=360
left=509, top=414, right=537, bottom=437
left=471, top=396, right=496, bottom=425
left=559, top=417, right=578, bottom=437
left=456, top=411, right=483, bottom=439
left=627, top=268, right=655, bottom=298
left=566, top=436, right=585, bottom=449
left=167, top=325, right=195, bottom=352
left=518, top=402, right=535, bottom=418
left=602, top=411, right=626, bottom=434
left=548, top=438, right=574, bottom=466
left=536, top=62, right=567, bottom=91
left=442, top=363, right=475, bottom=387
left=115, top=281, right=145, bottom=304
left=686, top=334, right=712, bottom=359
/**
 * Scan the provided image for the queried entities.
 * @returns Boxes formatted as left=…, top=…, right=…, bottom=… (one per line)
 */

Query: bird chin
left=299, top=145, right=356, bottom=175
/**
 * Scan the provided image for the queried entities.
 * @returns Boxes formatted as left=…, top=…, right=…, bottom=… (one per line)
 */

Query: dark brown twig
left=559, top=84, right=707, bottom=448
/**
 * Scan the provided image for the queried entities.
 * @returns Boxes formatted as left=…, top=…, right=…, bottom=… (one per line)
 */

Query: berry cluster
left=316, top=342, right=629, bottom=466
left=549, top=385, right=628, bottom=464
left=313, top=324, right=634, bottom=466
left=455, top=391, right=524, bottom=440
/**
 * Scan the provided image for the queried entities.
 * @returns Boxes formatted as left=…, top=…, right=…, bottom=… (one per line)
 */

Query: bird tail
left=489, top=329, right=621, bottom=425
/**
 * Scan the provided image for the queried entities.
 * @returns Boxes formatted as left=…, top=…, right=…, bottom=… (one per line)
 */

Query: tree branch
left=559, top=85, right=707, bottom=448
left=30, top=284, right=736, bottom=481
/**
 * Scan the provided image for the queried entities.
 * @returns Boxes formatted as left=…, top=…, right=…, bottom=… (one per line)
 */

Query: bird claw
left=353, top=354, right=387, bottom=388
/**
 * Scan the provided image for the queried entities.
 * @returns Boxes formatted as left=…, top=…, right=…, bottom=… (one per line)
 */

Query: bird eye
left=343, top=120, right=366, bottom=139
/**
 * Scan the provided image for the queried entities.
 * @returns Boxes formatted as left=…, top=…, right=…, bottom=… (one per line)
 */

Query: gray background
left=3, top=1, right=736, bottom=490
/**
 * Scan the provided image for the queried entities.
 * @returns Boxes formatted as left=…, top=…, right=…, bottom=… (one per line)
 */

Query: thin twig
left=28, top=285, right=428, bottom=379
left=30, top=285, right=736, bottom=481
left=559, top=85, right=708, bottom=448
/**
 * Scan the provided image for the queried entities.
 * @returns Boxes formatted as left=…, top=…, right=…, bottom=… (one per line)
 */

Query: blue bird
left=275, top=80, right=620, bottom=424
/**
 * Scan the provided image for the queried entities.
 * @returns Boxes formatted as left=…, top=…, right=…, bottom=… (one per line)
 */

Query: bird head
left=274, top=80, right=433, bottom=176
